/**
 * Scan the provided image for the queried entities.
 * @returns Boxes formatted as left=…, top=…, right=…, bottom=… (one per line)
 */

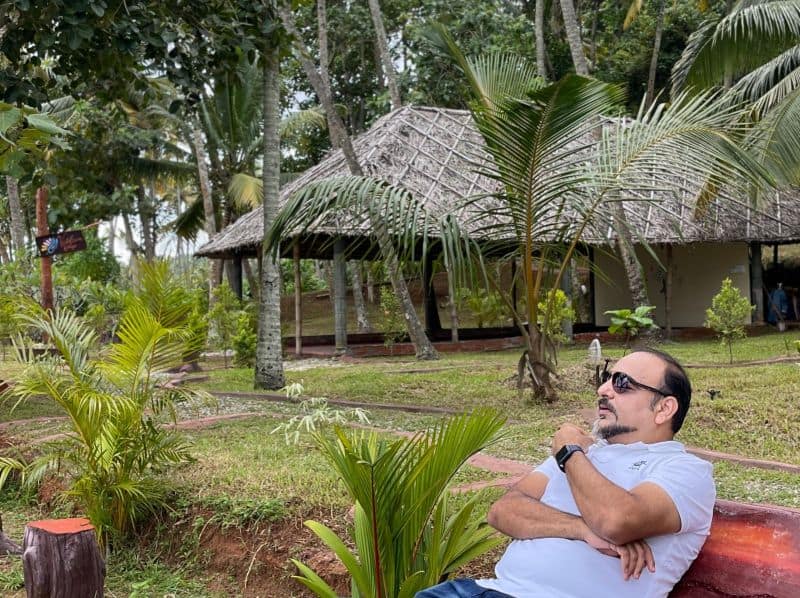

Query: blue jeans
left=415, top=578, right=514, bottom=598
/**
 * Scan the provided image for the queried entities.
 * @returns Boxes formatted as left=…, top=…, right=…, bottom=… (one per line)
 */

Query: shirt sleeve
left=534, top=455, right=560, bottom=480
left=643, top=455, right=716, bottom=534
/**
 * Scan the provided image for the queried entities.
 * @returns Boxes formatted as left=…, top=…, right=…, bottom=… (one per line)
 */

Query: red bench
left=671, top=500, right=800, bottom=597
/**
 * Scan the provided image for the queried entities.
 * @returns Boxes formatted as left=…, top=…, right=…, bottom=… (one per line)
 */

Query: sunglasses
left=600, top=367, right=668, bottom=397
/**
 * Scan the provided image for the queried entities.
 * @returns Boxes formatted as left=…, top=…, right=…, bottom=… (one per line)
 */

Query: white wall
left=594, top=243, right=752, bottom=327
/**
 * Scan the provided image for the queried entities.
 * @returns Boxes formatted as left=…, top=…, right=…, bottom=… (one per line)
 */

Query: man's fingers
left=643, top=540, right=656, bottom=572
left=631, top=541, right=646, bottom=579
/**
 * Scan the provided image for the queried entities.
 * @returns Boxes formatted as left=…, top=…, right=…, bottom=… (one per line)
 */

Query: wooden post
left=750, top=242, right=764, bottom=323
left=665, top=244, right=673, bottom=338
left=422, top=250, right=442, bottom=336
left=35, top=187, right=53, bottom=313
left=23, top=518, right=105, bottom=598
left=333, top=238, right=348, bottom=354
left=293, top=241, right=302, bottom=357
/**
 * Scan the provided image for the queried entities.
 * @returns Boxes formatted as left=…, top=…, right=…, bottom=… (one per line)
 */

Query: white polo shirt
left=477, top=440, right=715, bottom=598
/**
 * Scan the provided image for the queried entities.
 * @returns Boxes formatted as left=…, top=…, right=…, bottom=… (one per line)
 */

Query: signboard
left=35, top=230, right=87, bottom=257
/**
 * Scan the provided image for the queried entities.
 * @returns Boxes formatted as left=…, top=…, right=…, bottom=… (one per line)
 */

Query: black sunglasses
left=600, top=367, right=668, bottom=397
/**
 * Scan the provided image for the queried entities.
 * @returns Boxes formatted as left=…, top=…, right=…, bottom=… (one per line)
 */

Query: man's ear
left=654, top=396, right=679, bottom=426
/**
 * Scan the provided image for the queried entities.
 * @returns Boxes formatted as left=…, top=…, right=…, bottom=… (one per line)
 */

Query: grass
left=2, top=329, right=800, bottom=594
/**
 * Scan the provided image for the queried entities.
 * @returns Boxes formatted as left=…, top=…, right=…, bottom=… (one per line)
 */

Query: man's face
left=593, top=352, right=669, bottom=443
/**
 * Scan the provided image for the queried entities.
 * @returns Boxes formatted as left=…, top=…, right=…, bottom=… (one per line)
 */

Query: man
left=416, top=348, right=715, bottom=598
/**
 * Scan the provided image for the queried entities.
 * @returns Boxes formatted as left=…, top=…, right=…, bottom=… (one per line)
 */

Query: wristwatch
left=555, top=444, right=584, bottom=472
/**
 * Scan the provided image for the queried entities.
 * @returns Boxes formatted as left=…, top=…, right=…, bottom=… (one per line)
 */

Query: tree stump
left=22, top=518, right=105, bottom=598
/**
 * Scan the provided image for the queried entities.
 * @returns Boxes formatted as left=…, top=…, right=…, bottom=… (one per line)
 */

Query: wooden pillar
left=665, top=244, right=673, bottom=338
left=333, top=238, right=348, bottom=354
left=750, top=242, right=764, bottom=324
left=422, top=250, right=442, bottom=336
left=23, top=518, right=105, bottom=598
left=229, top=254, right=243, bottom=299
left=293, top=241, right=302, bottom=356
left=35, top=187, right=53, bottom=313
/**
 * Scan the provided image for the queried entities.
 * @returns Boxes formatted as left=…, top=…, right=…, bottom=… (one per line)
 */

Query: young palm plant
left=0, top=301, right=201, bottom=548
left=292, top=409, right=506, bottom=598
left=265, top=27, right=767, bottom=403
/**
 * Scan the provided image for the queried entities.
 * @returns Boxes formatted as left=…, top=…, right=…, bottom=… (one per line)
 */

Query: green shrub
left=232, top=310, right=257, bottom=368
left=461, top=288, right=508, bottom=328
left=0, top=304, right=203, bottom=548
left=377, top=286, right=406, bottom=348
left=705, top=278, right=754, bottom=364
left=537, top=288, right=576, bottom=344
left=605, top=305, right=658, bottom=349
left=208, top=283, right=241, bottom=368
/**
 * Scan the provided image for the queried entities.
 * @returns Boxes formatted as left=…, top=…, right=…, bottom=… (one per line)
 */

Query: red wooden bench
left=671, top=500, right=800, bottom=597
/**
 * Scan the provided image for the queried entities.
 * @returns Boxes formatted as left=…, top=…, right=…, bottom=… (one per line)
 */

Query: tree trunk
left=136, top=186, right=156, bottom=261
left=589, top=0, right=601, bottom=67
left=645, top=0, right=668, bottom=109
left=35, top=187, right=53, bottom=314
left=0, top=514, right=22, bottom=555
left=280, top=3, right=438, bottom=359
left=615, top=204, right=651, bottom=308
left=367, top=0, right=402, bottom=110
left=0, top=235, right=9, bottom=264
left=243, top=258, right=259, bottom=302
left=535, top=0, right=548, bottom=79
left=350, top=261, right=371, bottom=332
left=6, top=176, right=25, bottom=258
left=192, top=121, right=222, bottom=297
left=121, top=212, right=141, bottom=283
left=107, top=216, right=116, bottom=256
left=559, top=0, right=589, bottom=75
left=22, top=518, right=105, bottom=598
left=254, top=45, right=285, bottom=391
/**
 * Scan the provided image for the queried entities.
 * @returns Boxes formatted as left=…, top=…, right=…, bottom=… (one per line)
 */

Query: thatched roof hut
left=195, top=105, right=800, bottom=261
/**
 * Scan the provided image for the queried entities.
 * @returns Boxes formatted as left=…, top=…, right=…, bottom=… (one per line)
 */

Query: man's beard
left=592, top=421, right=638, bottom=440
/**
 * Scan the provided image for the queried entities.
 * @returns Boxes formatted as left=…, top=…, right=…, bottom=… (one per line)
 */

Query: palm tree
left=672, top=0, right=800, bottom=187
left=624, top=0, right=670, bottom=109
left=0, top=272, right=202, bottom=547
left=267, top=28, right=766, bottom=402
left=293, top=409, right=506, bottom=597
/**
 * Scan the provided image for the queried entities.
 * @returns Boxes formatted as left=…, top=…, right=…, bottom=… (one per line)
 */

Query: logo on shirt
left=629, top=460, right=647, bottom=471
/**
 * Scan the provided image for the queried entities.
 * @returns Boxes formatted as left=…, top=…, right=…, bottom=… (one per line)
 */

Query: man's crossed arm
left=486, top=424, right=683, bottom=581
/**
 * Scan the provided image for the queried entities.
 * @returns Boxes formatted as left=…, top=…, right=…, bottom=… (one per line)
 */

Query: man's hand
left=584, top=529, right=655, bottom=580
left=610, top=539, right=655, bottom=581
left=551, top=423, right=594, bottom=455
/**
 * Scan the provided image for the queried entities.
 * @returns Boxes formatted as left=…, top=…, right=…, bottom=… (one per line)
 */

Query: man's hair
left=634, top=348, right=691, bottom=433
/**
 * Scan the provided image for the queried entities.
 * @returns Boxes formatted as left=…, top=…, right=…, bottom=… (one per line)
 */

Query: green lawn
left=2, top=330, right=800, bottom=596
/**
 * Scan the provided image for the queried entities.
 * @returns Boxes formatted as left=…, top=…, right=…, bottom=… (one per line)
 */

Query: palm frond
left=672, top=0, right=800, bottom=93
left=732, top=46, right=800, bottom=113
left=424, top=23, right=544, bottom=110
left=280, top=106, right=326, bottom=140
left=744, top=86, right=800, bottom=185
left=171, top=196, right=206, bottom=241
left=228, top=172, right=263, bottom=212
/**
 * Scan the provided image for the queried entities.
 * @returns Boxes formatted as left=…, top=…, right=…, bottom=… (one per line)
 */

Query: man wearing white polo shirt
left=416, top=348, right=715, bottom=598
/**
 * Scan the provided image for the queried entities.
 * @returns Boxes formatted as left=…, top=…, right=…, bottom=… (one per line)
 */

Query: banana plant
left=293, top=409, right=506, bottom=598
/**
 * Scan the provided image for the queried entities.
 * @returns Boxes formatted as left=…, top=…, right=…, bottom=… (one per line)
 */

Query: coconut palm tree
left=672, top=0, right=800, bottom=187
left=293, top=409, right=506, bottom=598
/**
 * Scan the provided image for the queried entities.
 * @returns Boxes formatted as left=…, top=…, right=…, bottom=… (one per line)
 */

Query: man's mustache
left=598, top=398, right=617, bottom=416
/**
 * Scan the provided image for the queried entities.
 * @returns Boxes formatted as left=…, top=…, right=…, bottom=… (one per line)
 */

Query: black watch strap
left=556, top=444, right=585, bottom=472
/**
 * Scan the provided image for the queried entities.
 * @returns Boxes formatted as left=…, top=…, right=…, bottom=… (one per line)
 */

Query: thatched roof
left=195, top=105, right=800, bottom=260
